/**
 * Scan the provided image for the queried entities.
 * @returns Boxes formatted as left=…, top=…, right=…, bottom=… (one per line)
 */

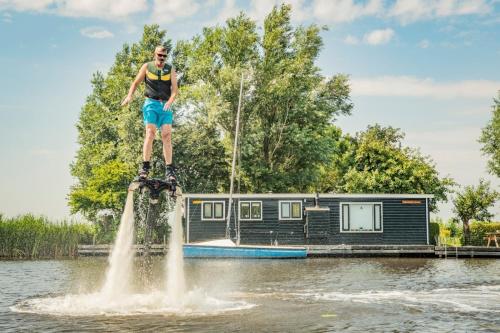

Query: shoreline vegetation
left=1, top=213, right=499, bottom=260
left=0, top=214, right=95, bottom=259
left=430, top=219, right=500, bottom=246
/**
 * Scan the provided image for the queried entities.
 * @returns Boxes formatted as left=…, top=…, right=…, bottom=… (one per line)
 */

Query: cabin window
left=340, top=202, right=383, bottom=232
left=201, top=201, right=225, bottom=220
left=239, top=201, right=262, bottom=221
left=279, top=201, right=302, bottom=220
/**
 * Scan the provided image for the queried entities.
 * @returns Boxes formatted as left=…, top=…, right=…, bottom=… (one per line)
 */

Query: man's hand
left=121, top=95, right=132, bottom=107
left=163, top=101, right=173, bottom=111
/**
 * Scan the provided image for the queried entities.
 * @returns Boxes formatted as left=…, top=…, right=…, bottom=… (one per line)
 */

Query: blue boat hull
left=183, top=244, right=307, bottom=258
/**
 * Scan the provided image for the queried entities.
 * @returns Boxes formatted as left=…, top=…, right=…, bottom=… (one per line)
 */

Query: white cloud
left=248, top=0, right=278, bottom=22
left=363, top=28, right=394, bottom=45
left=350, top=76, right=500, bottom=99
left=312, top=0, right=382, bottom=22
left=418, top=39, right=430, bottom=48
left=344, top=34, right=359, bottom=45
left=150, top=0, right=200, bottom=24
left=209, top=0, right=239, bottom=25
left=388, top=0, right=492, bottom=24
left=0, top=0, right=148, bottom=20
left=58, top=0, right=147, bottom=20
left=0, top=0, right=494, bottom=25
left=0, top=0, right=54, bottom=11
left=80, top=26, right=114, bottom=39
left=244, top=0, right=311, bottom=23
left=2, top=11, right=12, bottom=22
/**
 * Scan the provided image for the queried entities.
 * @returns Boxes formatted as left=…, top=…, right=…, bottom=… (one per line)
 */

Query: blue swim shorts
left=142, top=98, right=173, bottom=128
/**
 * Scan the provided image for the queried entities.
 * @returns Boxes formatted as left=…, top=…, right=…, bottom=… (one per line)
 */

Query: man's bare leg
left=161, top=124, right=175, bottom=181
left=160, top=124, right=172, bottom=165
left=139, top=124, right=157, bottom=178
left=143, top=124, right=157, bottom=161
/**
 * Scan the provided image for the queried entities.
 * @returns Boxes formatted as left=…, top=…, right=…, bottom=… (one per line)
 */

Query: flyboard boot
left=137, top=161, right=151, bottom=180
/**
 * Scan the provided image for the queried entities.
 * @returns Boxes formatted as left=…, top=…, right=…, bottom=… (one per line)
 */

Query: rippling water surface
left=1, top=257, right=499, bottom=332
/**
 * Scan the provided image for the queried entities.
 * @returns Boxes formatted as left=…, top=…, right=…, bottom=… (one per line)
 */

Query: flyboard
left=128, top=176, right=179, bottom=257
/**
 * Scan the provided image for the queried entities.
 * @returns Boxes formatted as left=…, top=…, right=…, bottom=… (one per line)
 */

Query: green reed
left=0, top=213, right=95, bottom=259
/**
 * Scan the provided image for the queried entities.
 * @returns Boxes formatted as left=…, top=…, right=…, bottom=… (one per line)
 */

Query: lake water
left=1, top=257, right=499, bottom=332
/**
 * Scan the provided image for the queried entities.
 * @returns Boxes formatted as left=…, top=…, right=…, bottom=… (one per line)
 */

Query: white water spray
left=11, top=187, right=255, bottom=316
left=165, top=191, right=186, bottom=306
left=100, top=191, right=136, bottom=297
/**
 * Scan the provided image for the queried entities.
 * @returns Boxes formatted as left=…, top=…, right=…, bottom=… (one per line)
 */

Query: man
left=121, top=45, right=178, bottom=182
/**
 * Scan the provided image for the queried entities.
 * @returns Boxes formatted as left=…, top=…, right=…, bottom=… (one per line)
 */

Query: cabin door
left=305, top=207, right=330, bottom=244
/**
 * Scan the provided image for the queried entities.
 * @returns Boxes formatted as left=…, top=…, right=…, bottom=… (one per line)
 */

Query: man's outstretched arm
left=121, top=64, right=147, bottom=106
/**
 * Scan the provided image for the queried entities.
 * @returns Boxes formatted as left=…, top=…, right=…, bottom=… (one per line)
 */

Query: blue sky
left=0, top=0, right=499, bottom=221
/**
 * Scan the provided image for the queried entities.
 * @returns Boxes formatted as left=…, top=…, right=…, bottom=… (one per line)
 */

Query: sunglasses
left=157, top=54, right=167, bottom=58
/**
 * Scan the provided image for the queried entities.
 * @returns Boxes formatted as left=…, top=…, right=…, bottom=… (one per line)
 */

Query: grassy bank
left=0, top=214, right=95, bottom=259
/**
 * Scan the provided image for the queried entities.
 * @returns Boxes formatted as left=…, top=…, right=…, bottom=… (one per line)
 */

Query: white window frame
left=201, top=201, right=226, bottom=221
left=279, top=200, right=303, bottom=221
left=239, top=201, right=263, bottom=221
left=339, top=202, right=383, bottom=233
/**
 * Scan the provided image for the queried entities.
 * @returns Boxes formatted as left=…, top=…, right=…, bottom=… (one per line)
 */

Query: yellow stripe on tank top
left=146, top=70, right=157, bottom=80
left=146, top=70, right=171, bottom=81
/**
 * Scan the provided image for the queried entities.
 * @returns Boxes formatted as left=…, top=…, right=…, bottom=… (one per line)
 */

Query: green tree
left=173, top=5, right=352, bottom=193
left=319, top=124, right=455, bottom=211
left=173, top=121, right=229, bottom=192
left=452, top=179, right=499, bottom=245
left=479, top=92, right=500, bottom=177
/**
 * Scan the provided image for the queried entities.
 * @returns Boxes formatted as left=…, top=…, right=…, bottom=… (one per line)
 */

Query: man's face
left=156, top=51, right=167, bottom=64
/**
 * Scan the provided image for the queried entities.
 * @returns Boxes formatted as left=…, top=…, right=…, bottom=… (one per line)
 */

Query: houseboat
left=183, top=193, right=432, bottom=246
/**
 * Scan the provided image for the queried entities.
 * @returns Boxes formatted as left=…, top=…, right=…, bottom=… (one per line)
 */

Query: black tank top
left=144, top=61, right=172, bottom=101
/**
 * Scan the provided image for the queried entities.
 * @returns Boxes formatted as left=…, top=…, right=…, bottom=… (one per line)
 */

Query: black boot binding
left=165, top=164, right=177, bottom=182
left=130, top=163, right=177, bottom=199
left=138, top=161, right=151, bottom=180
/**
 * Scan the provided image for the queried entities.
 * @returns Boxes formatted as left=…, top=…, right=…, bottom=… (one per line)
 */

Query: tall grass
left=0, top=213, right=95, bottom=259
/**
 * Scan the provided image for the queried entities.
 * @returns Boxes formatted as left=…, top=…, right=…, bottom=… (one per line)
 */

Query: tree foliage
left=452, top=179, right=499, bottom=244
left=479, top=93, right=500, bottom=178
left=318, top=124, right=455, bottom=212
left=174, top=5, right=353, bottom=193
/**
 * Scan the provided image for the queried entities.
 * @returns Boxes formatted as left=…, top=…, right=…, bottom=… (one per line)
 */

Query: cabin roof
left=182, top=193, right=434, bottom=199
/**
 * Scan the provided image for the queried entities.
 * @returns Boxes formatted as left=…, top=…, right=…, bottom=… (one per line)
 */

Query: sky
left=0, top=0, right=499, bottom=222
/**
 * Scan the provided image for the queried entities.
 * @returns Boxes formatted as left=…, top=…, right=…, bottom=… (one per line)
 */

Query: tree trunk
left=462, top=219, right=470, bottom=245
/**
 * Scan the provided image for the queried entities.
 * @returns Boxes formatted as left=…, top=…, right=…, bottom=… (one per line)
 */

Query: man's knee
left=161, top=128, right=172, bottom=143
left=145, top=127, right=156, bottom=142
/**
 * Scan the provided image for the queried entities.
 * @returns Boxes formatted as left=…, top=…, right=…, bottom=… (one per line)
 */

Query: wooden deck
left=77, top=244, right=500, bottom=258
left=434, top=246, right=500, bottom=258
left=78, top=244, right=167, bottom=256
left=305, top=244, right=436, bottom=257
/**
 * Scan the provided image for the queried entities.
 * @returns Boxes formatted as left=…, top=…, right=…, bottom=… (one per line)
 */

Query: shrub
left=469, top=221, right=500, bottom=246
left=429, top=222, right=440, bottom=245
left=431, top=217, right=462, bottom=246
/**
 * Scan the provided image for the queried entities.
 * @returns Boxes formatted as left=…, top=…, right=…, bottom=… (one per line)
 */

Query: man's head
left=154, top=46, right=167, bottom=65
